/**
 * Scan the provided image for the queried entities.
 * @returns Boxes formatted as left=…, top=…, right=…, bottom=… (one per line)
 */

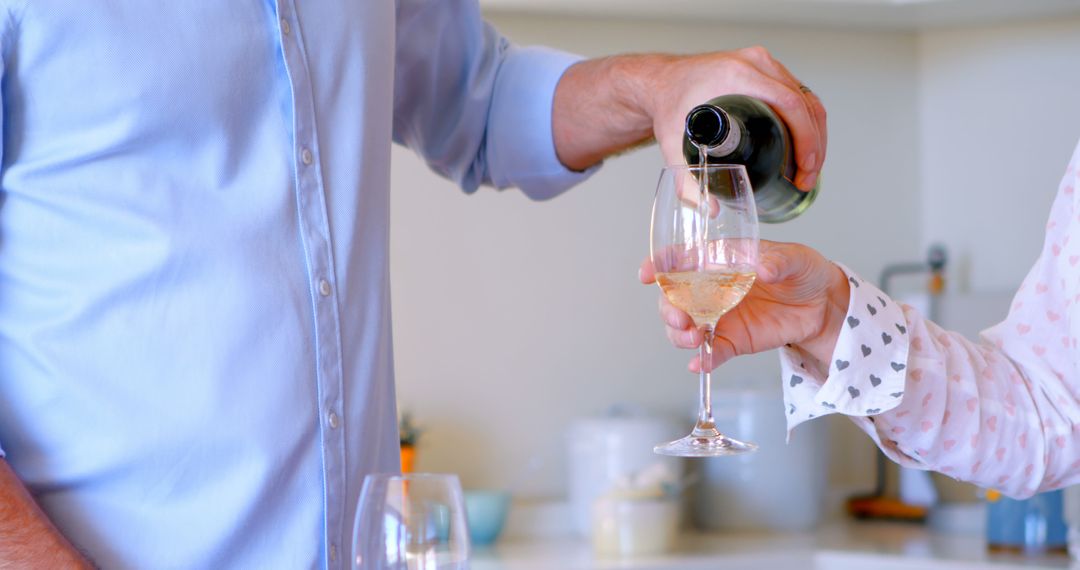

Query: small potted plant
left=399, top=412, right=421, bottom=473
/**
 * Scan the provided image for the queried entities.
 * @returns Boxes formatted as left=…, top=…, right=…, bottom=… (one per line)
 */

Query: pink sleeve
left=780, top=139, right=1080, bottom=498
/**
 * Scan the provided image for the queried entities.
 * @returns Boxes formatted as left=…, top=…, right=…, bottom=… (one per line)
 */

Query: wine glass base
left=653, top=434, right=758, bottom=457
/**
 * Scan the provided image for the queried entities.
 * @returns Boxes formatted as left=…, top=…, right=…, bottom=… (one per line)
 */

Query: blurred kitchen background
left=389, top=0, right=1080, bottom=526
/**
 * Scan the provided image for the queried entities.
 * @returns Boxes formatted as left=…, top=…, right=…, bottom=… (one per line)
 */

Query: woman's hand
left=640, top=240, right=850, bottom=372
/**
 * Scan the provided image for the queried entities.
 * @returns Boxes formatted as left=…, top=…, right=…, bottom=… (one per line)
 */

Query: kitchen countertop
left=473, top=521, right=1075, bottom=569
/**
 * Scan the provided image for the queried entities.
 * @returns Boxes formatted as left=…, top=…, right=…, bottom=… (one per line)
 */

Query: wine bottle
left=683, top=95, right=818, bottom=223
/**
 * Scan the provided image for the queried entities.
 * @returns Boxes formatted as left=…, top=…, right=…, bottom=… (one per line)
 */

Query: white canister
left=693, top=389, right=829, bottom=531
left=591, top=497, right=679, bottom=557
left=566, top=411, right=682, bottom=537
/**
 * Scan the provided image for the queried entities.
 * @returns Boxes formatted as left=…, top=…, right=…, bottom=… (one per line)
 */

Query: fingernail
left=638, top=266, right=645, bottom=282
left=806, top=152, right=817, bottom=170
left=802, top=171, right=818, bottom=191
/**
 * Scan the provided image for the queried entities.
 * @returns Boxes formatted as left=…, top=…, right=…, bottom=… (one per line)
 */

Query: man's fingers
left=658, top=135, right=685, bottom=170
left=765, top=55, right=828, bottom=153
left=732, top=48, right=825, bottom=190
left=799, top=89, right=828, bottom=189
left=747, top=75, right=822, bottom=190
left=804, top=90, right=828, bottom=158
left=746, top=49, right=828, bottom=150
left=768, top=85, right=822, bottom=190
left=736, top=46, right=801, bottom=90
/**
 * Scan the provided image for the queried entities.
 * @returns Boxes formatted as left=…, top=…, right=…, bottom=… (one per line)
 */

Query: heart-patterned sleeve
left=779, top=139, right=1080, bottom=498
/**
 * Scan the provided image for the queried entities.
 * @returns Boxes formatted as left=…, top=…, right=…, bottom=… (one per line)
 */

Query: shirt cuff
left=486, top=45, right=599, bottom=200
left=780, top=264, right=912, bottom=433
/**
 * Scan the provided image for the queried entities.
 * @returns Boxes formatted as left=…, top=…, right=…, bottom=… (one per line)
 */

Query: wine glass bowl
left=352, top=473, right=470, bottom=570
left=650, top=164, right=760, bottom=457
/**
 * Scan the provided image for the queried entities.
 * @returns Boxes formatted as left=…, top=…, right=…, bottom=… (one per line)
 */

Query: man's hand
left=552, top=48, right=827, bottom=190
left=639, top=240, right=849, bottom=372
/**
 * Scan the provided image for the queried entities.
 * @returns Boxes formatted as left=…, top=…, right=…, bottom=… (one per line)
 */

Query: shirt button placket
left=278, top=2, right=347, bottom=565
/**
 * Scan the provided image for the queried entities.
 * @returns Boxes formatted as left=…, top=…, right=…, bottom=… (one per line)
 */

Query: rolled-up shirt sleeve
left=780, top=139, right=1080, bottom=498
left=392, top=0, right=597, bottom=200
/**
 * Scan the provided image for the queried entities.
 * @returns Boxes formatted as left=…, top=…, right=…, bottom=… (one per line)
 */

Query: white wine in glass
left=650, top=164, right=760, bottom=457
left=654, top=270, right=756, bottom=330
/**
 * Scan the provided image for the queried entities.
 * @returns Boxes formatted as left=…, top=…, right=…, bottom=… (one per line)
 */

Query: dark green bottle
left=683, top=95, right=818, bottom=223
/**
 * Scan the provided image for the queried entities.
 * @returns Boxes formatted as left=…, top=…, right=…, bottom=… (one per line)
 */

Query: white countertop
left=473, top=522, right=1075, bottom=570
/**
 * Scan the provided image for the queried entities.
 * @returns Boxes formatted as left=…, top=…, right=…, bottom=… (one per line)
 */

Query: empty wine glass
left=650, top=164, right=760, bottom=457
left=352, top=473, right=469, bottom=569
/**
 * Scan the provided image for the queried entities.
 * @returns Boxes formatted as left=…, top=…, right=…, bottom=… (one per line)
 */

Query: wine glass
left=352, top=473, right=470, bottom=570
left=650, top=163, right=760, bottom=457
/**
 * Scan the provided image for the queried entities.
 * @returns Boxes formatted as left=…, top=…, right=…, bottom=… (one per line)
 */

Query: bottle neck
left=705, top=116, right=742, bottom=158
left=686, top=105, right=742, bottom=158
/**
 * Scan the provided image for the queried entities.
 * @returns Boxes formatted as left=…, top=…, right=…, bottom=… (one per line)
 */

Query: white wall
left=919, top=17, right=1080, bottom=293
left=390, top=14, right=920, bottom=498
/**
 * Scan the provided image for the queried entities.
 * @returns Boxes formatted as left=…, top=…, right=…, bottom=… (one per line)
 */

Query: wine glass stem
left=695, top=326, right=717, bottom=432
